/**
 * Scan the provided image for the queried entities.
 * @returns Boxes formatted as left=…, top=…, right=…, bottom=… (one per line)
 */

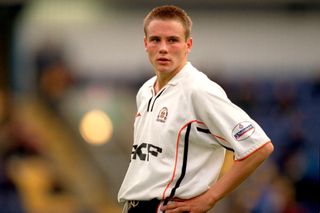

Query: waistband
left=123, top=199, right=161, bottom=213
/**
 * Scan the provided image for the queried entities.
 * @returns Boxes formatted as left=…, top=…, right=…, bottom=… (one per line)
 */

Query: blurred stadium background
left=0, top=0, right=319, bottom=212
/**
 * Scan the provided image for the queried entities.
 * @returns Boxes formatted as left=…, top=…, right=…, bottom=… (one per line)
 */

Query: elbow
left=235, top=141, right=274, bottom=162
left=256, top=141, right=274, bottom=163
left=263, top=141, right=274, bottom=158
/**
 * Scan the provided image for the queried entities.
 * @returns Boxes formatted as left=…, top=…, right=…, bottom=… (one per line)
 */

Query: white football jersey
left=118, top=62, right=270, bottom=203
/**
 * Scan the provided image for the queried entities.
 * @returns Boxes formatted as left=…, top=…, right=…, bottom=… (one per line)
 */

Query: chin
left=158, top=68, right=173, bottom=74
left=155, top=65, right=171, bottom=73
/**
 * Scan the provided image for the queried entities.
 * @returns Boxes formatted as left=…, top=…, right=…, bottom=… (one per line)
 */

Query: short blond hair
left=143, top=5, right=192, bottom=40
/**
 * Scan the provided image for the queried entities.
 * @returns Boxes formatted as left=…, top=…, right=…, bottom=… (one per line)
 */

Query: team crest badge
left=156, top=107, right=168, bottom=123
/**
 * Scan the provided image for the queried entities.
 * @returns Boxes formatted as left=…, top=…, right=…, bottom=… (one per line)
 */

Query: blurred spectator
left=233, top=80, right=258, bottom=115
left=214, top=77, right=319, bottom=213
left=311, top=71, right=320, bottom=98
left=272, top=81, right=297, bottom=116
left=253, top=175, right=307, bottom=213
left=0, top=90, right=25, bottom=213
left=0, top=103, right=80, bottom=213
left=34, top=41, right=74, bottom=113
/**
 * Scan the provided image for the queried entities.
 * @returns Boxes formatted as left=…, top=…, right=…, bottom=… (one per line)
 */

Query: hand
left=160, top=192, right=215, bottom=213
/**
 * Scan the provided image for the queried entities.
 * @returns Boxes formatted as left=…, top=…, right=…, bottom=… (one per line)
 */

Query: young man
left=118, top=5, right=274, bottom=213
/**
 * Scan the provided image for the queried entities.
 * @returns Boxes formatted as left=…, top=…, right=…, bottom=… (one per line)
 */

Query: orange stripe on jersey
left=235, top=141, right=272, bottom=161
left=161, top=120, right=230, bottom=201
left=162, top=120, right=226, bottom=200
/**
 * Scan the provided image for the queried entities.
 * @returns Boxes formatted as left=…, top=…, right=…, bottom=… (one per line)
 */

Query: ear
left=186, top=37, right=193, bottom=53
left=144, top=36, right=148, bottom=51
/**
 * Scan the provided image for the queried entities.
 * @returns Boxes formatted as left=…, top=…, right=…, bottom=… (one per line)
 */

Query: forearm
left=160, top=142, right=274, bottom=213
left=206, top=142, right=274, bottom=206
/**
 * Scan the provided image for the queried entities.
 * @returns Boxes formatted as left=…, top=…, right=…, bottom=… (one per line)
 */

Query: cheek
left=149, top=51, right=157, bottom=59
left=174, top=48, right=187, bottom=57
left=145, top=47, right=155, bottom=57
left=146, top=45, right=157, bottom=53
left=172, top=44, right=187, bottom=53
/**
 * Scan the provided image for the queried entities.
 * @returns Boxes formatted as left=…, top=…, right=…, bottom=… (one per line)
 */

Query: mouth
left=157, top=58, right=170, bottom=64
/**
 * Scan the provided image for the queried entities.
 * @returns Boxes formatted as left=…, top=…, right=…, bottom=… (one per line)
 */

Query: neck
left=154, top=76, right=169, bottom=94
left=154, top=63, right=186, bottom=94
left=154, top=62, right=187, bottom=94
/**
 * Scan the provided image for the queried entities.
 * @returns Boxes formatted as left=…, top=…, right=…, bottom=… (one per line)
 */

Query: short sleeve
left=191, top=81, right=270, bottom=160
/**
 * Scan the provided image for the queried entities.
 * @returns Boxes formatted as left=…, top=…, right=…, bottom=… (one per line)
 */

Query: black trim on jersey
left=147, top=96, right=153, bottom=112
left=150, top=89, right=165, bottom=112
left=164, top=123, right=191, bottom=206
left=196, top=127, right=235, bottom=152
left=147, top=89, right=165, bottom=112
left=196, top=127, right=211, bottom=134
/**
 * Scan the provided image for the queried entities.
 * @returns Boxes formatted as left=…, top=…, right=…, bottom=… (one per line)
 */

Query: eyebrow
left=148, top=35, right=181, bottom=40
left=148, top=35, right=160, bottom=40
left=167, top=36, right=180, bottom=40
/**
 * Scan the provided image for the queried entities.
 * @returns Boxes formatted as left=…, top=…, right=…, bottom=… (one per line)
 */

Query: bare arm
left=161, top=142, right=274, bottom=213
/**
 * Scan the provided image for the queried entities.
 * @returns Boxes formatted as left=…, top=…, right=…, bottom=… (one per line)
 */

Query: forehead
left=146, top=19, right=185, bottom=37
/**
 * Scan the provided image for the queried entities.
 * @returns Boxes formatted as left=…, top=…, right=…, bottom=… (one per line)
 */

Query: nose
left=159, top=41, right=168, bottom=54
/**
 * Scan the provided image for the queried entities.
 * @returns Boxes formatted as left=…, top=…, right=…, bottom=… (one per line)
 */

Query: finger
left=161, top=202, right=190, bottom=212
left=161, top=202, right=182, bottom=210
left=172, top=198, right=186, bottom=202
left=160, top=203, right=174, bottom=211
left=165, top=206, right=190, bottom=213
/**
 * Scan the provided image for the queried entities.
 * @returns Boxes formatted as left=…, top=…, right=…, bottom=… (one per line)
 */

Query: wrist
left=206, top=186, right=220, bottom=207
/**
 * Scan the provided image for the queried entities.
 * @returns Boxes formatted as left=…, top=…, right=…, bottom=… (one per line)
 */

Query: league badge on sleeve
left=232, top=121, right=255, bottom=141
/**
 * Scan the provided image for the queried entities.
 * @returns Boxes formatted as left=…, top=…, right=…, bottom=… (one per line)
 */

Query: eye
left=168, top=37, right=179, bottom=43
left=150, top=37, right=160, bottom=43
